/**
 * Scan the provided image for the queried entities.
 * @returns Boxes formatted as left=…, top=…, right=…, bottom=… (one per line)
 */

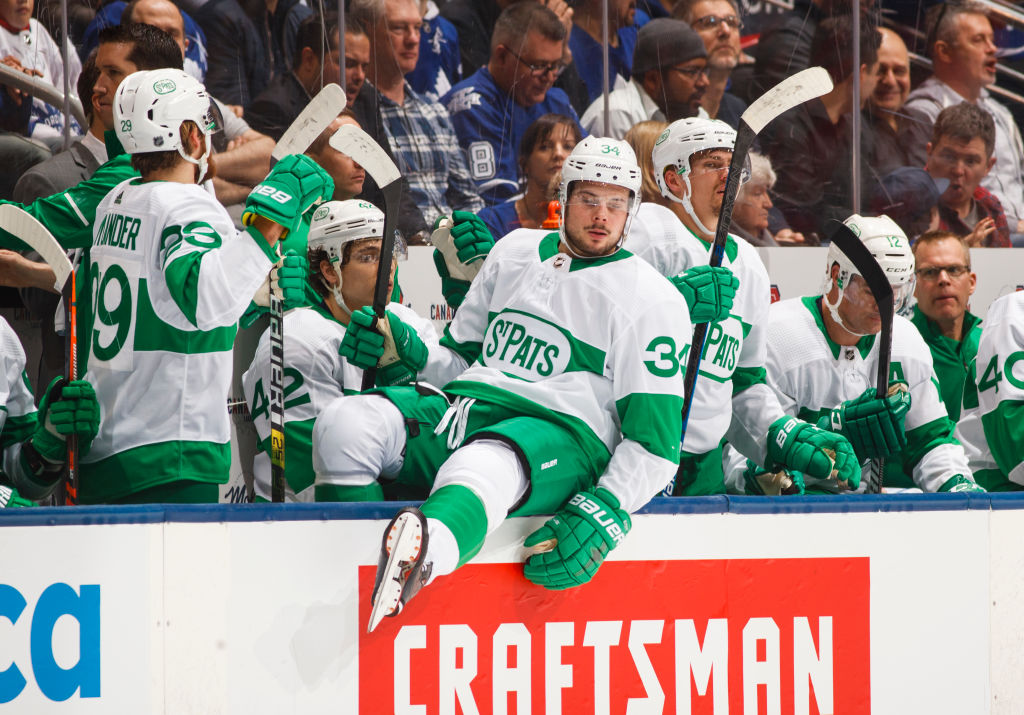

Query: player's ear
left=320, top=259, right=338, bottom=285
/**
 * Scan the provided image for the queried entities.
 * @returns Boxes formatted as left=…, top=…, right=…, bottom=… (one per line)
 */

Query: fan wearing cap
left=869, top=166, right=946, bottom=241
left=729, top=213, right=981, bottom=494
left=580, top=18, right=709, bottom=139
left=79, top=68, right=332, bottom=504
left=242, top=200, right=458, bottom=502
left=313, top=138, right=692, bottom=628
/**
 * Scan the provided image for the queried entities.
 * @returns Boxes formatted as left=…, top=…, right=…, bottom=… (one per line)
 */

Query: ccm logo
left=0, top=583, right=100, bottom=703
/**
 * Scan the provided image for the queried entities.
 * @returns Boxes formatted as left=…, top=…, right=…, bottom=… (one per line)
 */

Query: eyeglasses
left=692, top=14, right=743, bottom=32
left=503, top=45, right=567, bottom=78
left=567, top=193, right=631, bottom=214
left=669, top=64, right=711, bottom=80
left=916, top=264, right=971, bottom=281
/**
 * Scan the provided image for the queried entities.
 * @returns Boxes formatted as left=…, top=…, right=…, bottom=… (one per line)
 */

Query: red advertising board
left=359, top=557, right=870, bottom=714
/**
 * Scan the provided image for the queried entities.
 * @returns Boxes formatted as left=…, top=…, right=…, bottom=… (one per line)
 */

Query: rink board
left=0, top=495, right=1021, bottom=714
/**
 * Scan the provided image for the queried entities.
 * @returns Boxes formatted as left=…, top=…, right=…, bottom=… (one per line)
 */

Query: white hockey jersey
left=0, top=19, right=82, bottom=142
left=441, top=230, right=691, bottom=512
left=504, top=203, right=783, bottom=460
left=242, top=302, right=462, bottom=501
left=81, top=179, right=274, bottom=502
left=747, top=296, right=972, bottom=493
left=0, top=318, right=37, bottom=491
left=955, top=291, right=1024, bottom=488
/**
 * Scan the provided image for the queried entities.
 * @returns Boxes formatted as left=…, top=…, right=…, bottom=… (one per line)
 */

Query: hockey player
left=241, top=199, right=468, bottom=502
left=0, top=317, right=99, bottom=507
left=646, top=117, right=860, bottom=494
left=954, top=291, right=1024, bottom=491
left=733, top=214, right=981, bottom=494
left=314, top=137, right=692, bottom=630
left=79, top=68, right=332, bottom=503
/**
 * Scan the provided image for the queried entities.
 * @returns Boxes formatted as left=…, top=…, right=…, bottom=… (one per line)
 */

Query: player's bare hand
left=966, top=217, right=995, bottom=247
left=226, top=104, right=244, bottom=118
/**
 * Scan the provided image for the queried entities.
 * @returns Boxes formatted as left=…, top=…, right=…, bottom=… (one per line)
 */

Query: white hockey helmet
left=114, top=69, right=221, bottom=178
left=652, top=117, right=749, bottom=237
left=822, top=213, right=916, bottom=333
left=307, top=199, right=387, bottom=314
left=558, top=136, right=642, bottom=255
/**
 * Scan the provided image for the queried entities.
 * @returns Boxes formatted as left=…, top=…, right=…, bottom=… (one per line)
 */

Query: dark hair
left=492, top=1, right=566, bottom=54
left=77, top=49, right=99, bottom=124
left=130, top=120, right=199, bottom=174
left=518, top=113, right=581, bottom=178
left=293, top=12, right=340, bottom=66
left=810, top=14, right=881, bottom=83
left=932, top=101, right=996, bottom=157
left=97, top=23, right=184, bottom=71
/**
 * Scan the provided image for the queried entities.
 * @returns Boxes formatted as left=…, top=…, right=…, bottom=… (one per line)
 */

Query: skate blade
left=368, top=514, right=423, bottom=633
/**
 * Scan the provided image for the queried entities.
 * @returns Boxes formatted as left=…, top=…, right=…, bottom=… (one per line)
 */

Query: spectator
left=865, top=27, right=911, bottom=175
left=477, top=112, right=580, bottom=238
left=580, top=18, right=707, bottom=138
left=247, top=14, right=342, bottom=141
left=259, top=0, right=313, bottom=81
left=672, top=0, right=748, bottom=127
left=353, top=0, right=483, bottom=226
left=623, top=118, right=668, bottom=205
left=900, top=2, right=1024, bottom=234
left=868, top=166, right=945, bottom=241
left=443, top=1, right=580, bottom=207
left=569, top=0, right=639, bottom=104
left=910, top=230, right=980, bottom=422
left=343, top=16, right=370, bottom=106
left=406, top=0, right=460, bottom=101
left=764, top=15, right=881, bottom=241
left=924, top=102, right=1010, bottom=247
left=730, top=152, right=808, bottom=246
left=194, top=0, right=268, bottom=106
left=305, top=111, right=369, bottom=202
left=123, top=0, right=275, bottom=206
left=80, top=0, right=208, bottom=82
left=0, top=0, right=80, bottom=152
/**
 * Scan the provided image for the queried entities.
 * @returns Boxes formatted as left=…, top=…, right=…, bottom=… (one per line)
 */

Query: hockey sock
left=421, top=484, right=488, bottom=569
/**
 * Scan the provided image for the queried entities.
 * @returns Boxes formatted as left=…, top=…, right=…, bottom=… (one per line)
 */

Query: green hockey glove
left=938, top=474, right=987, bottom=493
left=669, top=265, right=739, bottom=324
left=449, top=211, right=494, bottom=264
left=523, top=487, right=631, bottom=590
left=817, top=385, right=910, bottom=461
left=0, top=480, right=33, bottom=508
left=243, top=154, right=334, bottom=236
left=339, top=306, right=428, bottom=376
left=276, top=250, right=309, bottom=308
left=432, top=249, right=471, bottom=310
left=31, top=377, right=100, bottom=462
left=743, top=460, right=805, bottom=496
left=767, top=416, right=861, bottom=490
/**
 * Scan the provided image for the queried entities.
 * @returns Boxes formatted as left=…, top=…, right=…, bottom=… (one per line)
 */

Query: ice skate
left=368, top=507, right=432, bottom=633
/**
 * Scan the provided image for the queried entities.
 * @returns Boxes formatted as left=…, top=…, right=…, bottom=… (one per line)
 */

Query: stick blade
left=741, top=66, right=833, bottom=134
left=272, top=83, right=347, bottom=161
left=0, top=204, right=72, bottom=290
left=329, top=124, right=401, bottom=188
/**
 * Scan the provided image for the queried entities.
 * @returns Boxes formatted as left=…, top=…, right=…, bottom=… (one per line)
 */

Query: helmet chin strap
left=821, top=277, right=871, bottom=338
left=178, top=133, right=212, bottom=184
left=329, top=265, right=353, bottom=317
left=666, top=172, right=716, bottom=238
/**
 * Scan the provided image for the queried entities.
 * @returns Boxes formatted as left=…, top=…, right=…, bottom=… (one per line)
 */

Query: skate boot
left=368, top=507, right=432, bottom=632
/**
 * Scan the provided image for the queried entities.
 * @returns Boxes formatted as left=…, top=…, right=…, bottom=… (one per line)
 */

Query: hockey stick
left=675, top=67, right=833, bottom=488
left=264, top=84, right=348, bottom=502
left=824, top=219, right=895, bottom=493
left=0, top=64, right=87, bottom=127
left=328, top=124, right=402, bottom=391
left=271, top=83, right=346, bottom=163
left=0, top=205, right=78, bottom=503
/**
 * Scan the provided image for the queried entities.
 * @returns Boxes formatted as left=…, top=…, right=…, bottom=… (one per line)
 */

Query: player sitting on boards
left=313, top=137, right=693, bottom=631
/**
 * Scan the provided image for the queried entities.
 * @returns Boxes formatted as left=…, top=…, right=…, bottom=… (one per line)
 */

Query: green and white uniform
left=954, top=292, right=1024, bottom=490
left=80, top=179, right=275, bottom=502
left=910, top=306, right=982, bottom=422
left=744, top=296, right=972, bottom=493
left=242, top=302, right=460, bottom=501
left=315, top=230, right=690, bottom=512
left=0, top=319, right=41, bottom=501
